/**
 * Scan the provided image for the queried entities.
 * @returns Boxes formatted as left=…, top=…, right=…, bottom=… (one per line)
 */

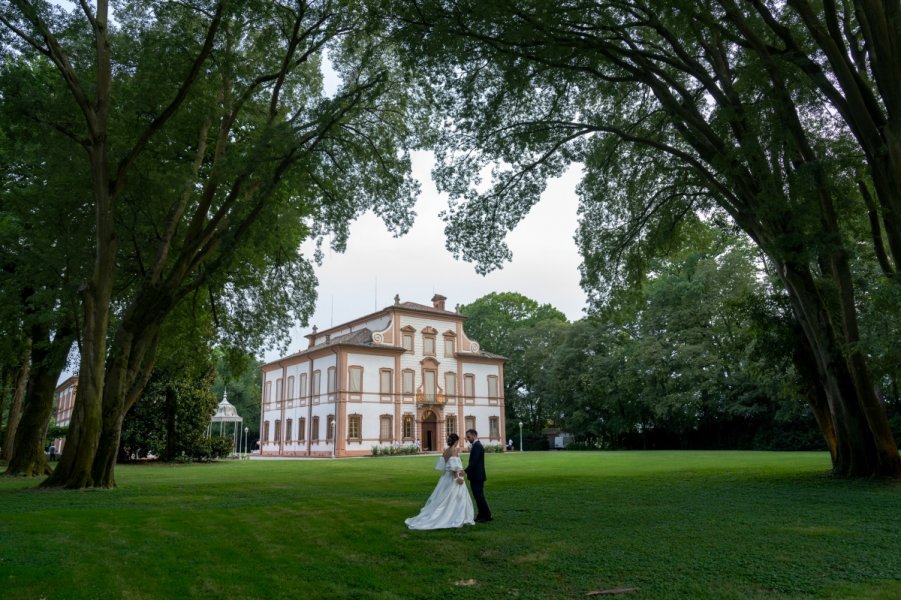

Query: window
left=489, top=416, right=500, bottom=440
left=445, top=372, right=456, bottom=400
left=464, top=374, right=475, bottom=403
left=380, top=415, right=393, bottom=441
left=327, top=415, right=335, bottom=441
left=402, top=414, right=414, bottom=440
left=488, top=375, right=499, bottom=403
left=299, top=373, right=308, bottom=402
left=348, top=414, right=362, bottom=441
left=265, top=381, right=272, bottom=405
left=275, top=419, right=282, bottom=442
left=263, top=420, right=270, bottom=442
left=423, top=369, right=437, bottom=403
left=312, top=370, right=321, bottom=401
left=402, top=333, right=413, bottom=352
left=446, top=415, right=457, bottom=438
left=299, top=417, right=306, bottom=442
left=327, top=367, right=336, bottom=398
left=287, top=376, right=295, bottom=400
left=312, top=416, right=320, bottom=442
left=423, top=335, right=436, bottom=356
left=380, top=369, right=393, bottom=402
left=349, top=366, right=363, bottom=401
left=286, top=418, right=293, bottom=442
left=465, top=415, right=476, bottom=433
left=444, top=337, right=455, bottom=357
left=402, top=369, right=415, bottom=395
left=276, top=378, right=283, bottom=404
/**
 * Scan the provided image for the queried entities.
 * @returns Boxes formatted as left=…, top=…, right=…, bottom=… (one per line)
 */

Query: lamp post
left=244, top=427, right=249, bottom=459
left=518, top=421, right=523, bottom=452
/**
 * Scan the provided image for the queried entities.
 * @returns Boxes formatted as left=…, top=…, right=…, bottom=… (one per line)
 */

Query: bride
left=405, top=433, right=475, bottom=530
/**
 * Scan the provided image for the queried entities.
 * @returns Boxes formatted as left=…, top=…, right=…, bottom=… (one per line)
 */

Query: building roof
left=262, top=295, right=505, bottom=368
left=394, top=301, right=460, bottom=317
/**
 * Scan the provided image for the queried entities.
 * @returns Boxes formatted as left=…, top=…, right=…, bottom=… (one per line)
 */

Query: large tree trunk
left=1, top=344, right=30, bottom=461
left=5, top=366, right=57, bottom=477
left=4, top=322, right=74, bottom=477
left=40, top=0, right=116, bottom=490
left=91, top=309, right=162, bottom=488
left=778, top=259, right=900, bottom=477
left=792, top=330, right=838, bottom=462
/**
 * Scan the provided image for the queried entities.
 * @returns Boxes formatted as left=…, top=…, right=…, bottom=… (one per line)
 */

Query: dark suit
left=465, top=439, right=492, bottom=521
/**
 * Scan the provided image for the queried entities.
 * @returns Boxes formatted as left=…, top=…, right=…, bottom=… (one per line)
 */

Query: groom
left=464, top=429, right=492, bottom=523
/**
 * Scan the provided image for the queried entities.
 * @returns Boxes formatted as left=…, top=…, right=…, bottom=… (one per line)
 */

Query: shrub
left=371, top=444, right=419, bottom=456
left=565, top=441, right=596, bottom=451
left=209, top=435, right=234, bottom=458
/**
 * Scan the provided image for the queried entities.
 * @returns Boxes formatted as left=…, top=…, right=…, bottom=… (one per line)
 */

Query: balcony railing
left=416, top=392, right=446, bottom=406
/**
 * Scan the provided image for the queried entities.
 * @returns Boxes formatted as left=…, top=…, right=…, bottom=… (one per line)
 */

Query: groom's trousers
left=470, top=479, right=492, bottom=520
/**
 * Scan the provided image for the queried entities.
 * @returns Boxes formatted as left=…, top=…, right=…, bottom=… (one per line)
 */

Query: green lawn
left=1, top=451, right=899, bottom=599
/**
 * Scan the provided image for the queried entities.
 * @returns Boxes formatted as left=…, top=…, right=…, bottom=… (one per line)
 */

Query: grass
left=1, top=451, right=899, bottom=599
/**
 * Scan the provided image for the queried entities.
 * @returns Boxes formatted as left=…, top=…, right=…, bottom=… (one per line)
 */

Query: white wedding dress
left=405, top=456, right=475, bottom=530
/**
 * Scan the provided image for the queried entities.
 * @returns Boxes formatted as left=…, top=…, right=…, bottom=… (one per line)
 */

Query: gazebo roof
left=210, top=389, right=243, bottom=423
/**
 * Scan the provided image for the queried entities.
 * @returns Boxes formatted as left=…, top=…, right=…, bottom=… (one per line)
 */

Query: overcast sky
left=264, top=151, right=587, bottom=362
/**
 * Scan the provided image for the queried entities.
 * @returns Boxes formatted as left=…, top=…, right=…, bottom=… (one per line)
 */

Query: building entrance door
left=421, top=410, right=438, bottom=451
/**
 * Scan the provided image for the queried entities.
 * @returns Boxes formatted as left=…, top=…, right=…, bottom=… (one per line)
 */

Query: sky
left=264, top=151, right=588, bottom=363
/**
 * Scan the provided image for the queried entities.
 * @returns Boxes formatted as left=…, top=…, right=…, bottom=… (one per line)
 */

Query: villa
left=258, top=294, right=506, bottom=457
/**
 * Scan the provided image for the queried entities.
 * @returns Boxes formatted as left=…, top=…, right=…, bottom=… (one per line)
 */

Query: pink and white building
left=52, top=375, right=78, bottom=453
left=259, top=294, right=506, bottom=457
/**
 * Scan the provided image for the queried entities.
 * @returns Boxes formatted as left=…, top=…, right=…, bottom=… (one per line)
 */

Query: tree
left=507, top=318, right=570, bottom=433
left=542, top=229, right=821, bottom=450
left=1, top=0, right=419, bottom=488
left=120, top=365, right=218, bottom=463
left=386, top=0, right=899, bottom=476
left=0, top=56, right=86, bottom=475
left=459, top=292, right=568, bottom=428
left=211, top=346, right=263, bottom=450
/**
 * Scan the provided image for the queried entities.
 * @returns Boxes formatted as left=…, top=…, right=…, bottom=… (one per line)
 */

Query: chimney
left=431, top=294, right=447, bottom=311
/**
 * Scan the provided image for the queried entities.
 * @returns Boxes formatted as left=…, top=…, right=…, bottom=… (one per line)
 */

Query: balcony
left=416, top=392, right=446, bottom=406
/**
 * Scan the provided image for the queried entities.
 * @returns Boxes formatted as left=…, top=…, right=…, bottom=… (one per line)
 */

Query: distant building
left=52, top=375, right=78, bottom=453
left=259, top=294, right=506, bottom=457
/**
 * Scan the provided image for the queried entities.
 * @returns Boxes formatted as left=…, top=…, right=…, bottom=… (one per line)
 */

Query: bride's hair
left=446, top=433, right=460, bottom=446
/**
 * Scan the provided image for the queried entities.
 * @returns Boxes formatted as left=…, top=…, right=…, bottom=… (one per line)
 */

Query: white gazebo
left=208, top=388, right=244, bottom=456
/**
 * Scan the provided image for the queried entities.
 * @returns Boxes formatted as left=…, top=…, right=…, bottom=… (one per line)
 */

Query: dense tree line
left=466, top=228, right=898, bottom=451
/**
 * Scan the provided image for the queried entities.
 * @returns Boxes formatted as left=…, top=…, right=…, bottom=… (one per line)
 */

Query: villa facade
left=259, top=294, right=506, bottom=457
left=52, top=375, right=78, bottom=453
